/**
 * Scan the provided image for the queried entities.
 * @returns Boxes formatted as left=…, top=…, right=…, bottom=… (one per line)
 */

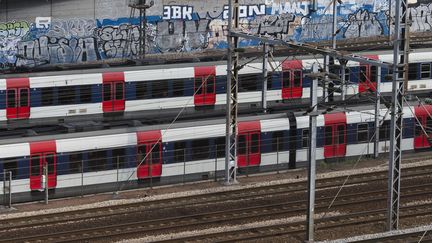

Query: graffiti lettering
left=163, top=6, right=194, bottom=20
left=222, top=4, right=266, bottom=19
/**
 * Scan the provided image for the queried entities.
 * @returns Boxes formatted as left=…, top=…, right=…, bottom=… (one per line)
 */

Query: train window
left=359, top=66, right=367, bottom=82
left=20, top=89, right=29, bottom=107
left=206, top=76, right=215, bottom=94
left=267, top=72, right=273, bottom=90
left=421, top=64, right=431, bottom=79
left=58, top=86, right=75, bottom=105
left=338, top=125, right=345, bottom=144
left=137, top=145, right=146, bottom=165
left=191, top=139, right=209, bottom=160
left=415, top=119, right=422, bottom=136
left=79, top=85, right=92, bottom=103
left=344, top=68, right=350, bottom=82
left=251, top=134, right=260, bottom=153
left=115, top=83, right=124, bottom=100
left=4, top=159, right=18, bottom=180
left=136, top=82, right=147, bottom=99
left=69, top=153, right=83, bottom=173
left=357, top=123, right=369, bottom=143
left=282, top=71, right=291, bottom=88
left=272, top=131, right=284, bottom=152
left=427, top=117, right=432, bottom=133
left=46, top=153, right=55, bottom=175
left=302, top=129, right=309, bottom=148
left=152, top=80, right=168, bottom=98
left=172, top=80, right=184, bottom=97
left=238, top=135, right=246, bottom=155
left=151, top=144, right=161, bottom=164
left=325, top=126, right=333, bottom=145
left=293, top=70, right=302, bottom=87
left=379, top=120, right=391, bottom=141
left=408, top=64, right=418, bottom=80
left=31, top=156, right=40, bottom=176
left=41, top=87, right=54, bottom=106
left=194, top=78, right=203, bottom=95
left=215, top=137, right=226, bottom=158
left=103, top=84, right=111, bottom=102
left=239, top=74, right=258, bottom=91
left=87, top=150, right=106, bottom=172
left=370, top=66, right=377, bottom=82
left=7, top=89, right=15, bottom=108
left=113, top=148, right=127, bottom=168
left=174, top=141, right=186, bottom=162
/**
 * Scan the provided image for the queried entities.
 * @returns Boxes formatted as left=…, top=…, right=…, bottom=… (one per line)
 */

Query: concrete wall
left=0, top=0, right=431, bottom=69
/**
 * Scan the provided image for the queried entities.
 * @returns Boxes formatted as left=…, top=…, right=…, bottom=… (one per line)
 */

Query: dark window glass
left=135, top=82, right=147, bottom=99
left=69, top=153, right=83, bottom=173
left=206, top=76, right=215, bottom=94
left=408, top=64, right=418, bottom=80
left=251, top=133, right=260, bottom=153
left=344, top=68, right=350, bottom=82
left=152, top=80, right=168, bottom=98
left=172, top=80, right=184, bottom=97
left=357, top=123, right=369, bottom=143
left=87, top=150, right=106, bottom=172
left=4, top=159, right=18, bottom=180
left=302, top=129, right=309, bottom=148
left=174, top=141, right=186, bottom=163
left=379, top=120, right=391, bottom=141
left=370, top=66, right=377, bottom=82
left=20, top=89, right=29, bottom=107
left=115, top=82, right=124, bottom=100
left=31, top=156, right=40, bottom=176
left=137, top=145, right=147, bottom=165
left=7, top=89, right=16, bottom=108
left=215, top=137, right=226, bottom=158
left=45, top=153, right=55, bottom=175
left=239, top=74, right=258, bottom=91
left=337, top=125, right=345, bottom=144
left=151, top=143, right=161, bottom=164
left=282, top=71, right=291, bottom=88
left=427, top=117, right=432, bottom=133
left=325, top=126, right=333, bottom=145
left=79, top=85, right=92, bottom=103
left=41, top=87, right=54, bottom=106
left=421, top=63, right=431, bottom=79
left=415, top=118, right=422, bottom=136
left=103, top=84, right=111, bottom=102
left=191, top=139, right=209, bottom=160
left=194, top=78, right=203, bottom=95
left=58, top=86, right=75, bottom=105
left=113, top=148, right=127, bottom=168
left=267, top=72, right=273, bottom=90
left=272, top=131, right=284, bottom=152
left=238, top=135, right=246, bottom=155
left=359, top=66, right=367, bottom=82
left=293, top=70, right=302, bottom=87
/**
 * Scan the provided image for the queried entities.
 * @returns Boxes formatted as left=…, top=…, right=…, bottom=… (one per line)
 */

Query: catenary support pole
left=225, top=0, right=239, bottom=185
left=323, top=55, right=329, bottom=102
left=44, top=164, right=48, bottom=205
left=374, top=66, right=382, bottom=158
left=340, top=60, right=347, bottom=101
left=262, top=43, right=268, bottom=113
left=306, top=63, right=319, bottom=241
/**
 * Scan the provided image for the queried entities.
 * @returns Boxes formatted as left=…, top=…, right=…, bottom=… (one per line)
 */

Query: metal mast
left=225, top=0, right=239, bottom=184
left=388, top=0, right=409, bottom=230
left=128, top=0, right=152, bottom=59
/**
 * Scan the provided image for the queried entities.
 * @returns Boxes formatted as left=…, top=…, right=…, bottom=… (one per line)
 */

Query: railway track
left=0, top=163, right=431, bottom=242
left=0, top=163, right=431, bottom=232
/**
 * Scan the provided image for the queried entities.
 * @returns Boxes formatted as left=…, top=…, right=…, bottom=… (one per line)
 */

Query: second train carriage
left=1, top=49, right=432, bottom=127
left=0, top=105, right=430, bottom=201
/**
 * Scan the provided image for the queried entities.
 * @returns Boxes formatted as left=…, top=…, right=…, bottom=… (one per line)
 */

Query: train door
left=194, top=66, right=216, bottom=106
left=414, top=105, right=432, bottom=149
left=282, top=60, right=303, bottom=99
left=324, top=113, right=347, bottom=158
left=358, top=55, right=378, bottom=93
left=237, top=121, right=261, bottom=168
left=6, top=78, right=30, bottom=119
left=29, top=141, right=57, bottom=191
left=102, top=72, right=125, bottom=113
left=136, top=130, right=162, bottom=179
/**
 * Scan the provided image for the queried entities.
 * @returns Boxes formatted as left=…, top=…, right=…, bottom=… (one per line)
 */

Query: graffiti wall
left=0, top=0, right=431, bottom=69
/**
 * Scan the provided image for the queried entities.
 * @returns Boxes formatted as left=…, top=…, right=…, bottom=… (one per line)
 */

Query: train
left=0, top=104, right=431, bottom=202
left=1, top=48, right=432, bottom=129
